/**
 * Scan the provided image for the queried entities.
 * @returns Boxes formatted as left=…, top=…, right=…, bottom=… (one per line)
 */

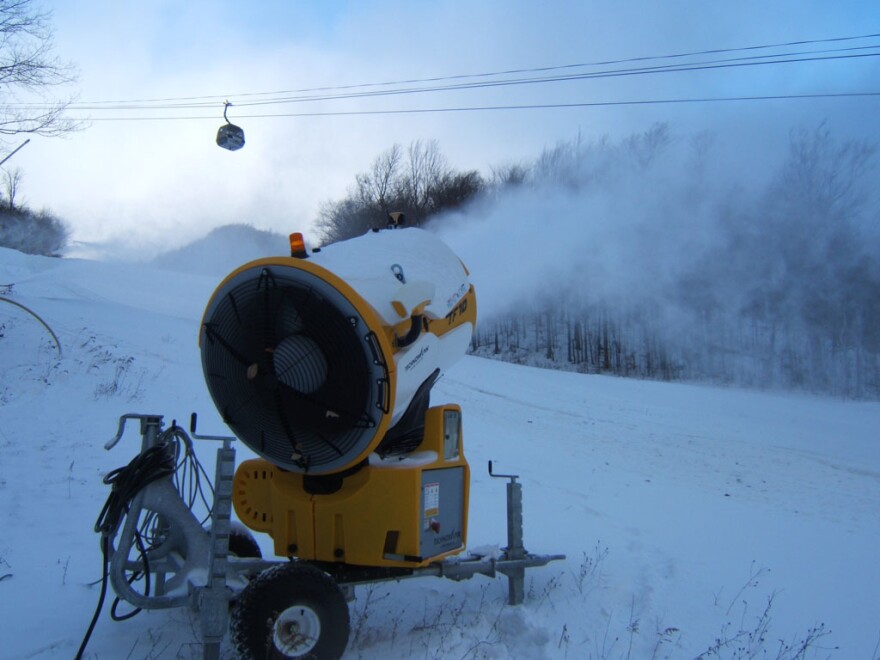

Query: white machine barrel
left=199, top=228, right=475, bottom=474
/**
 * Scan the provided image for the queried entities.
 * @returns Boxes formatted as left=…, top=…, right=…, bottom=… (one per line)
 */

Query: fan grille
left=201, top=263, right=389, bottom=473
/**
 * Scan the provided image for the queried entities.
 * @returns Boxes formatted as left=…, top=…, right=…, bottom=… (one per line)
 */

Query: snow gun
left=201, top=223, right=477, bottom=568
left=83, top=221, right=563, bottom=660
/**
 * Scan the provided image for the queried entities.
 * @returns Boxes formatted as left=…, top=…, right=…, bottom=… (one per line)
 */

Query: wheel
left=229, top=523, right=262, bottom=559
left=231, top=562, right=350, bottom=659
left=204, top=522, right=263, bottom=558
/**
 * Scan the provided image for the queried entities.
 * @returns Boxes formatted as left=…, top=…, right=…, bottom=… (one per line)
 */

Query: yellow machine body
left=233, top=404, right=470, bottom=567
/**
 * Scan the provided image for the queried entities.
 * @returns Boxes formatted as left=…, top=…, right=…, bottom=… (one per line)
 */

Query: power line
left=230, top=50, right=880, bottom=109
left=17, top=44, right=880, bottom=115
left=57, top=31, right=880, bottom=109
left=74, top=91, right=880, bottom=122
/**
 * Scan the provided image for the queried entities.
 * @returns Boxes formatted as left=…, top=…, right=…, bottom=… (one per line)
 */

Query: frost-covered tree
left=468, top=124, right=880, bottom=397
left=0, top=207, right=68, bottom=256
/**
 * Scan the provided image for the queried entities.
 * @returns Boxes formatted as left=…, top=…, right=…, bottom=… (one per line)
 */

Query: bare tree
left=399, top=139, right=450, bottom=225
left=0, top=0, right=78, bottom=138
left=3, top=165, right=22, bottom=208
left=490, top=162, right=529, bottom=188
left=778, top=122, right=877, bottom=222
left=314, top=197, right=373, bottom=245
left=689, top=130, right=715, bottom=177
left=355, top=143, right=402, bottom=215
left=430, top=170, right=483, bottom=212
left=625, top=122, right=671, bottom=169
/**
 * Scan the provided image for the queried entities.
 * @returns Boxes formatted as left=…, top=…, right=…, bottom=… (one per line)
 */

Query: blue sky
left=13, top=0, right=880, bottom=255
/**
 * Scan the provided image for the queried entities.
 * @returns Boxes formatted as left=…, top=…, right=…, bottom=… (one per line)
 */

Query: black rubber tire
left=231, top=562, right=350, bottom=660
left=228, top=526, right=262, bottom=559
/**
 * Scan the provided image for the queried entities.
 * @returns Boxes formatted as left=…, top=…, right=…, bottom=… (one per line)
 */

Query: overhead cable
left=30, top=33, right=880, bottom=110
left=73, top=91, right=880, bottom=122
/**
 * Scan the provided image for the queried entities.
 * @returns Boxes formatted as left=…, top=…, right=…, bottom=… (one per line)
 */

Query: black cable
left=94, top=444, right=176, bottom=535
left=75, top=89, right=880, bottom=123
left=74, top=535, right=109, bottom=660
left=161, top=423, right=215, bottom=524
left=25, top=44, right=880, bottom=114
left=53, top=30, right=880, bottom=108
left=218, top=49, right=880, bottom=109
left=8, top=33, right=880, bottom=116
left=109, top=529, right=152, bottom=622
left=77, top=445, right=176, bottom=659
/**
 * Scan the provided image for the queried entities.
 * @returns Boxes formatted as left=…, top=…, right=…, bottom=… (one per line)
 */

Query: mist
left=437, top=123, right=880, bottom=397
left=125, top=120, right=880, bottom=398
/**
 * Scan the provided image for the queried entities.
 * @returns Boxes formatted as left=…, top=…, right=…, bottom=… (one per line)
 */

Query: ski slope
left=0, top=245, right=878, bottom=659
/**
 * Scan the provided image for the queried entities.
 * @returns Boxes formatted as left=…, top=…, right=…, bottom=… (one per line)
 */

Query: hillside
left=0, top=245, right=878, bottom=659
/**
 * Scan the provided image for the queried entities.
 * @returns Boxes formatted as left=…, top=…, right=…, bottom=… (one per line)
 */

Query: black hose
left=109, top=530, right=151, bottom=622
left=74, top=536, right=110, bottom=660
left=94, top=444, right=175, bottom=536
left=394, top=314, right=426, bottom=348
left=77, top=444, right=175, bottom=658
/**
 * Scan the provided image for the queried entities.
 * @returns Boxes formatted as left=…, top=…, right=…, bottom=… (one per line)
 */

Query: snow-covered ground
left=1, top=245, right=878, bottom=659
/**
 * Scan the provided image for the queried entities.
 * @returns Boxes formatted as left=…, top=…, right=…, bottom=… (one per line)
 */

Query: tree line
left=315, top=140, right=485, bottom=242
left=0, top=205, right=68, bottom=257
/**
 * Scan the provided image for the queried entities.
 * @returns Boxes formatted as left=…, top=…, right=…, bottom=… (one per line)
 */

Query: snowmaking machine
left=203, top=225, right=477, bottom=569
left=83, top=223, right=563, bottom=660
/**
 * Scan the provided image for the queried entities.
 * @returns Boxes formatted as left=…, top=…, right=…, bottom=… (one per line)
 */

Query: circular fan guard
left=200, top=264, right=390, bottom=474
